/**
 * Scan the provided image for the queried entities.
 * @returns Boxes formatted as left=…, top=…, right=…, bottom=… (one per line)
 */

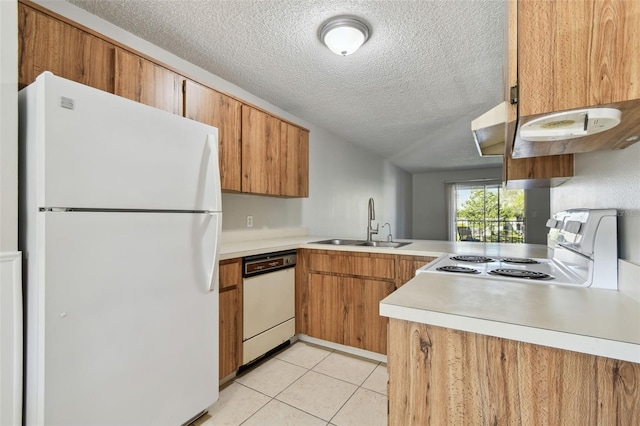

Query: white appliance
left=242, top=250, right=296, bottom=365
left=19, top=72, right=222, bottom=426
left=419, top=209, right=618, bottom=289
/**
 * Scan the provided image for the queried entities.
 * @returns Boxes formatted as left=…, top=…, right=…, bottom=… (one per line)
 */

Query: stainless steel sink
left=311, top=238, right=366, bottom=246
left=357, top=241, right=412, bottom=248
left=310, top=239, right=411, bottom=249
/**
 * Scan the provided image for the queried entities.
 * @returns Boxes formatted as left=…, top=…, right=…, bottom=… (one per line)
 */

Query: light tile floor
left=198, top=341, right=388, bottom=426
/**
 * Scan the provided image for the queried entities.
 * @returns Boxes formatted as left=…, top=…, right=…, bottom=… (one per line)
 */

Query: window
left=449, top=182, right=525, bottom=243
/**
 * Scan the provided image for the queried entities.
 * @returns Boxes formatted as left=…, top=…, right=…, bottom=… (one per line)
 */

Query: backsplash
left=550, top=143, right=640, bottom=263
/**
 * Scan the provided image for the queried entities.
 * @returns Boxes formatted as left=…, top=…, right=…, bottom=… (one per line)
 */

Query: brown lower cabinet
left=396, top=255, right=437, bottom=288
left=388, top=319, right=640, bottom=425
left=218, top=258, right=242, bottom=379
left=296, top=249, right=436, bottom=355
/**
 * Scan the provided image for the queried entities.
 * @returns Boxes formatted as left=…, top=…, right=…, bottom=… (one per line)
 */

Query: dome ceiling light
left=320, top=17, right=370, bottom=56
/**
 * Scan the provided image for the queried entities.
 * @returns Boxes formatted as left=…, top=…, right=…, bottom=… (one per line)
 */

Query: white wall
left=551, top=143, right=640, bottom=263
left=0, top=0, right=18, bottom=252
left=221, top=124, right=412, bottom=239
left=29, top=0, right=413, bottom=239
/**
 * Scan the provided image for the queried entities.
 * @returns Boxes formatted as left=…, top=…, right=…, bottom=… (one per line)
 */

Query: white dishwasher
left=242, top=250, right=296, bottom=365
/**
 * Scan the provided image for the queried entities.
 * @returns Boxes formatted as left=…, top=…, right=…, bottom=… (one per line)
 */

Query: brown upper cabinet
left=509, top=0, right=640, bottom=159
left=184, top=80, right=242, bottom=192
left=18, top=0, right=309, bottom=197
left=503, top=0, right=574, bottom=189
left=114, top=48, right=183, bottom=116
left=241, top=105, right=282, bottom=196
left=280, top=122, right=310, bottom=197
left=18, top=2, right=115, bottom=92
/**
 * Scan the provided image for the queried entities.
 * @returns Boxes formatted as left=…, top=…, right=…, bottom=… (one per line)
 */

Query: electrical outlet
left=246, top=215, right=253, bottom=228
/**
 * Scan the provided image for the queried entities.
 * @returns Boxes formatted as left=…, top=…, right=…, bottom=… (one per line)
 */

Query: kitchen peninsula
left=221, top=229, right=640, bottom=425
left=380, top=266, right=640, bottom=425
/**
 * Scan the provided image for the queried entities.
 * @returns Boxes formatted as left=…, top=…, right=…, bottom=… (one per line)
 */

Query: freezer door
left=24, top=211, right=220, bottom=426
left=20, top=72, right=221, bottom=211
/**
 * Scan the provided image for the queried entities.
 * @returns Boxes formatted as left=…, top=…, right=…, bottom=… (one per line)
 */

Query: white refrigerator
left=19, top=72, right=222, bottom=425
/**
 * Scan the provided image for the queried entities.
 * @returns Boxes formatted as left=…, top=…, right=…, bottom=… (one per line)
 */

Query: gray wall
left=524, top=188, right=550, bottom=245
left=551, top=142, right=640, bottom=263
left=412, top=168, right=502, bottom=240
left=0, top=0, right=18, bottom=251
left=412, top=167, right=550, bottom=243
left=29, top=0, right=414, bottom=240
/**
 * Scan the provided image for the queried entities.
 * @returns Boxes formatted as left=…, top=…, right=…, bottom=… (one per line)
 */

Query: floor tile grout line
left=308, top=367, right=373, bottom=388
left=274, top=350, right=334, bottom=371
left=221, top=342, right=386, bottom=425
left=327, top=381, right=361, bottom=425
left=228, top=382, right=272, bottom=426
left=272, top=397, right=336, bottom=424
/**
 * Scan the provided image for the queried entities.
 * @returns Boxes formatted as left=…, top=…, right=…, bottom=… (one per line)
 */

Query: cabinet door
left=307, top=273, right=394, bottom=354
left=219, top=258, right=242, bottom=379
left=241, top=105, right=281, bottom=195
left=396, top=255, right=437, bottom=288
left=18, top=3, right=114, bottom=92
left=184, top=80, right=242, bottom=192
left=502, top=0, right=574, bottom=189
left=114, top=48, right=183, bottom=115
left=280, top=122, right=309, bottom=197
left=518, top=0, right=640, bottom=117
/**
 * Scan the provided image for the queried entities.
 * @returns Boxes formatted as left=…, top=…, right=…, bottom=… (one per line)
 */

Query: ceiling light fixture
left=320, top=17, right=370, bottom=56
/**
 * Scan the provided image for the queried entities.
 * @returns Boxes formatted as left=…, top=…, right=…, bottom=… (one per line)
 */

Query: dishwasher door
left=242, top=267, right=295, bottom=364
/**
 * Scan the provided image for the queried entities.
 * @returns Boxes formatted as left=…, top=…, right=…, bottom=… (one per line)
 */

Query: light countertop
left=220, top=229, right=552, bottom=260
left=219, top=229, right=639, bottom=363
left=380, top=270, right=640, bottom=363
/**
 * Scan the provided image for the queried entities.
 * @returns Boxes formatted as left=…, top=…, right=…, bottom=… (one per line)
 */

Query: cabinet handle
left=510, top=85, right=519, bottom=105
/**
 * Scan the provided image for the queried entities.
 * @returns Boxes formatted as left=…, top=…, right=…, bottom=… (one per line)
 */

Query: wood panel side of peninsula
left=388, top=319, right=640, bottom=425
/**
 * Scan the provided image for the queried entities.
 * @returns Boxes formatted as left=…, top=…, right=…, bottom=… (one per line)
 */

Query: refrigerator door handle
left=206, top=134, right=222, bottom=210
left=208, top=212, right=222, bottom=292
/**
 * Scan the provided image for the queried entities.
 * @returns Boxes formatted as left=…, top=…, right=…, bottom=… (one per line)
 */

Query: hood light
left=520, top=108, right=622, bottom=141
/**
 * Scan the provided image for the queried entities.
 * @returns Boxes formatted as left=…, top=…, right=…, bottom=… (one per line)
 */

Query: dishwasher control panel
left=243, top=250, right=297, bottom=277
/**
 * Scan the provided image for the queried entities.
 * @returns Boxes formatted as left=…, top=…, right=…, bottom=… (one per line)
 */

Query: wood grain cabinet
left=503, top=0, right=574, bottom=189
left=114, top=48, right=183, bottom=115
left=280, top=122, right=309, bottom=197
left=218, top=258, right=242, bottom=379
left=18, top=1, right=309, bottom=198
left=396, top=255, right=437, bottom=288
left=388, top=320, right=640, bottom=425
left=505, top=0, right=640, bottom=182
left=241, top=105, right=282, bottom=196
left=296, top=249, right=397, bottom=354
left=184, top=79, right=242, bottom=192
left=18, top=1, right=115, bottom=92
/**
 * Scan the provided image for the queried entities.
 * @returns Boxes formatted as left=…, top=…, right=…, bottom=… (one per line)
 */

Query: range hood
left=471, top=102, right=506, bottom=156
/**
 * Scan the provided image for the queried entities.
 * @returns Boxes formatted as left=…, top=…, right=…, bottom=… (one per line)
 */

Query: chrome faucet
left=367, top=197, right=378, bottom=241
left=382, top=222, right=392, bottom=242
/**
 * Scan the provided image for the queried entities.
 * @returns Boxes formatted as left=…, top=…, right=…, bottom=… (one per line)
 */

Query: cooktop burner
left=450, top=255, right=494, bottom=263
left=437, top=266, right=480, bottom=274
left=488, top=269, right=553, bottom=280
left=501, top=257, right=540, bottom=265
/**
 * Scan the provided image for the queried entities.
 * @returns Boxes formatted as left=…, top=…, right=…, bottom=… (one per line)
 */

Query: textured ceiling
left=67, top=0, right=504, bottom=173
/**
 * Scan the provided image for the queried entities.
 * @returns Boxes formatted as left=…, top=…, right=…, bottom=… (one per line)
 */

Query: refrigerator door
left=24, top=211, right=221, bottom=426
left=20, top=72, right=221, bottom=212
